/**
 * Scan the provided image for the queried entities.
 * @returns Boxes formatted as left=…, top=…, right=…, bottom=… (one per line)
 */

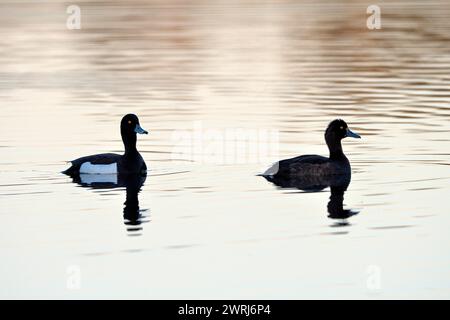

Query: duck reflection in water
left=263, top=173, right=359, bottom=224
left=68, top=173, right=149, bottom=235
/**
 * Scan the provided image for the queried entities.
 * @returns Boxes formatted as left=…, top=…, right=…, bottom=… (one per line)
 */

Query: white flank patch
left=80, top=174, right=118, bottom=185
left=79, top=162, right=118, bottom=174
left=262, top=162, right=280, bottom=176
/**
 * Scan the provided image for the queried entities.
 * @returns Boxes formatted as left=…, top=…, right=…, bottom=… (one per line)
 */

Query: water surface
left=0, top=0, right=450, bottom=299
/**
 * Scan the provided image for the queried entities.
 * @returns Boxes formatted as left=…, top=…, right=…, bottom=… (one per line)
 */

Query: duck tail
left=259, top=162, right=280, bottom=177
left=62, top=162, right=77, bottom=176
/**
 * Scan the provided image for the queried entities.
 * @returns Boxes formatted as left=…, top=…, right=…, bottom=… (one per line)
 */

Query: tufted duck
left=63, top=114, right=148, bottom=176
left=262, top=119, right=360, bottom=178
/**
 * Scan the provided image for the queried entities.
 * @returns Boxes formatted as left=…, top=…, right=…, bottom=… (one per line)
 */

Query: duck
left=63, top=114, right=148, bottom=176
left=262, top=119, right=360, bottom=178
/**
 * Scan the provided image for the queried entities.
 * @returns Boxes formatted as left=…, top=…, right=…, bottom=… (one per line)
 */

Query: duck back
left=264, top=154, right=350, bottom=178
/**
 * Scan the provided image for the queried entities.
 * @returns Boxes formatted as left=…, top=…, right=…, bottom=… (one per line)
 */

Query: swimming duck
left=63, top=114, right=148, bottom=176
left=262, top=119, right=360, bottom=178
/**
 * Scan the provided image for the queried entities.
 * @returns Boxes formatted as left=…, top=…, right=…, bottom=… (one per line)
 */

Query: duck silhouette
left=64, top=114, right=148, bottom=176
left=261, top=119, right=360, bottom=220
left=262, top=119, right=360, bottom=178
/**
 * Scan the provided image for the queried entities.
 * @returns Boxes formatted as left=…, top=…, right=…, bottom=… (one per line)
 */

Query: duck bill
left=346, top=128, right=361, bottom=139
left=134, top=124, right=148, bottom=134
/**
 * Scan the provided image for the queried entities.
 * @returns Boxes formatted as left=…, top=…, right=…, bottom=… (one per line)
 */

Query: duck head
left=325, top=119, right=360, bottom=159
left=121, top=114, right=148, bottom=153
left=121, top=114, right=148, bottom=135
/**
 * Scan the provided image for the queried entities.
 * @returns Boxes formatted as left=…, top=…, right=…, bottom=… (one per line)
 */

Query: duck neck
left=122, top=132, right=138, bottom=155
left=327, top=139, right=345, bottom=160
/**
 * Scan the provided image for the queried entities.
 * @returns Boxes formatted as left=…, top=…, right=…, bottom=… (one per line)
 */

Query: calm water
left=1, top=0, right=450, bottom=299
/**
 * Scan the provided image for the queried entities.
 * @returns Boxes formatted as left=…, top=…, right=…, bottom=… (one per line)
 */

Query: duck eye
left=340, top=126, right=344, bottom=130
left=128, top=120, right=132, bottom=124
